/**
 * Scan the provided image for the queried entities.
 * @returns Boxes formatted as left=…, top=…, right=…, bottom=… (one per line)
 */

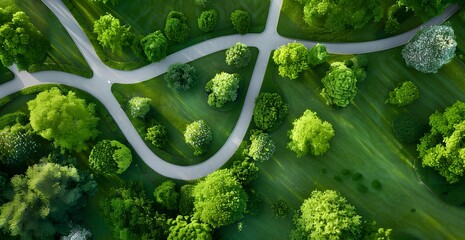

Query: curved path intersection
left=0, top=0, right=460, bottom=180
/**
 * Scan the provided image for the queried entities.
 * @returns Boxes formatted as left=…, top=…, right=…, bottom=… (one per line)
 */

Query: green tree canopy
left=165, top=11, right=190, bottom=42
left=301, top=0, right=383, bottom=32
left=397, top=0, right=451, bottom=19
left=0, top=162, right=97, bottom=239
left=288, top=109, right=335, bottom=157
left=141, top=30, right=168, bottom=62
left=93, top=13, right=131, bottom=54
left=253, top=92, right=288, bottom=131
left=402, top=25, right=456, bottom=73
left=273, top=42, right=311, bottom=80
left=194, top=0, right=211, bottom=8
left=308, top=43, right=329, bottom=66
left=0, top=10, right=50, bottom=70
left=165, top=63, right=198, bottom=91
left=184, top=120, right=213, bottom=155
left=205, top=72, right=241, bottom=108
left=230, top=10, right=250, bottom=34
left=128, top=96, right=151, bottom=118
left=230, top=158, right=259, bottom=186
left=154, top=180, right=179, bottom=211
left=385, top=81, right=420, bottom=106
left=198, top=9, right=218, bottom=33
left=179, top=184, right=195, bottom=216
left=321, top=62, right=360, bottom=107
left=246, top=130, right=275, bottom=162
left=392, top=115, right=425, bottom=144
left=225, top=42, right=252, bottom=68
left=167, top=215, right=212, bottom=240
left=193, top=169, right=248, bottom=228
left=145, top=123, right=168, bottom=148
left=0, top=123, right=39, bottom=170
left=418, top=101, right=465, bottom=183
left=89, top=139, right=132, bottom=175
left=27, top=87, right=100, bottom=151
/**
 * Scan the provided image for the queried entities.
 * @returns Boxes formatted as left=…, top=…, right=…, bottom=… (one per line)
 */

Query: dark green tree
left=198, top=9, right=218, bottom=33
left=165, top=11, right=190, bottom=42
left=273, top=42, right=311, bottom=80
left=230, top=10, right=250, bottom=34
left=93, top=13, right=131, bottom=54
left=184, top=120, right=213, bottom=155
left=141, top=30, right=168, bottom=62
left=27, top=87, right=100, bottom=151
left=272, top=199, right=290, bottom=219
left=0, top=123, right=38, bottom=170
left=230, top=158, right=259, bottom=186
left=225, top=42, right=252, bottom=68
left=88, top=140, right=132, bottom=175
left=145, top=123, right=168, bottom=148
left=179, top=184, right=195, bottom=215
left=253, top=92, right=288, bottom=131
left=167, top=215, right=212, bottom=240
left=128, top=96, right=151, bottom=118
left=164, top=63, right=198, bottom=91
left=386, top=81, right=420, bottom=106
left=205, top=72, right=241, bottom=108
left=154, top=180, right=179, bottom=211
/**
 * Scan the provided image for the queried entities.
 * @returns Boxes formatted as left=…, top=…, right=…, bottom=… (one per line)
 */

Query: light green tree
left=205, top=72, right=241, bottom=108
left=385, top=81, right=420, bottom=107
left=128, top=97, right=151, bottom=118
left=273, top=42, right=311, bottom=80
left=88, top=139, right=132, bottom=175
left=246, top=130, right=275, bottom=162
left=230, top=10, right=250, bottom=34
left=198, top=9, right=218, bottom=33
left=167, top=215, right=212, bottom=240
left=321, top=62, right=359, bottom=107
left=184, top=120, right=213, bottom=155
left=93, top=13, right=131, bottom=54
left=154, top=180, right=179, bottom=210
left=225, top=42, right=252, bottom=68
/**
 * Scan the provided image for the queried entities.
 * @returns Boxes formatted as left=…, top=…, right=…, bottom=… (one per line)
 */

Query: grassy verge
left=62, top=0, right=270, bottom=70
left=112, top=47, right=258, bottom=166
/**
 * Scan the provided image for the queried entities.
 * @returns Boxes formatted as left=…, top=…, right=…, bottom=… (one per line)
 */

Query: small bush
left=230, top=10, right=250, bottom=34
left=198, top=9, right=217, bottom=33
left=352, top=173, right=363, bottom=181
left=357, top=184, right=368, bottom=193
left=321, top=168, right=327, bottom=174
left=271, top=199, right=290, bottom=219
left=371, top=180, right=382, bottom=190
left=385, top=81, right=420, bottom=107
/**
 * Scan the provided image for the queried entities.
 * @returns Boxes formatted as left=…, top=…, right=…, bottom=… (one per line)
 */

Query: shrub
left=198, top=9, right=217, bottom=33
left=128, top=97, right=151, bottom=118
left=253, top=92, right=288, bottom=131
left=165, top=11, right=190, bottom=42
left=164, top=63, right=198, bottom=91
left=205, top=72, right=241, bottom=108
left=225, top=42, right=252, bottom=68
left=321, top=62, right=359, bottom=108
left=154, top=180, right=178, bottom=210
left=145, top=123, right=168, bottom=148
left=341, top=169, right=352, bottom=176
left=141, top=31, right=168, bottom=62
left=386, top=81, right=420, bottom=107
left=230, top=158, right=259, bottom=186
left=0, top=124, right=38, bottom=170
left=131, top=34, right=145, bottom=59
left=184, top=120, right=212, bottom=155
left=246, top=131, right=275, bottom=162
left=230, top=10, right=250, bottom=34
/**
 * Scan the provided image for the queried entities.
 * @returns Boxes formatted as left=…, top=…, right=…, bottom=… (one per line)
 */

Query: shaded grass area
left=0, top=65, right=14, bottom=84
left=277, top=0, right=424, bottom=42
left=62, top=0, right=270, bottom=70
left=112, top=48, right=258, bottom=166
left=218, top=31, right=465, bottom=239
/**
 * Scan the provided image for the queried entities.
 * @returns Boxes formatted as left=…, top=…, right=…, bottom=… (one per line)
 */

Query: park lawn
left=277, top=0, right=424, bottom=42
left=62, top=0, right=270, bottom=70
left=0, top=65, right=14, bottom=85
left=112, top=48, right=259, bottom=166
left=218, top=24, right=465, bottom=239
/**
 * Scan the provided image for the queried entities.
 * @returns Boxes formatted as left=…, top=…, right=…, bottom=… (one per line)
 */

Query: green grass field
left=112, top=48, right=259, bottom=166
left=62, top=0, right=269, bottom=70
left=218, top=15, right=465, bottom=239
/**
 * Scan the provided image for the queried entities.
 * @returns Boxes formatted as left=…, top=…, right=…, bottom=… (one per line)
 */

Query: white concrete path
left=0, top=0, right=459, bottom=180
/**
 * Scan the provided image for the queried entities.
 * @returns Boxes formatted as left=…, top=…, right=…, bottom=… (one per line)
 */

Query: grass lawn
left=277, top=0, right=424, bottom=42
left=0, top=65, right=14, bottom=85
left=218, top=16, right=465, bottom=239
left=62, top=0, right=270, bottom=70
left=112, top=47, right=259, bottom=166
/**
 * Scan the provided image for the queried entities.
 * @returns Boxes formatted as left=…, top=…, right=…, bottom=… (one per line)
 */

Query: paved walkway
left=0, top=0, right=459, bottom=180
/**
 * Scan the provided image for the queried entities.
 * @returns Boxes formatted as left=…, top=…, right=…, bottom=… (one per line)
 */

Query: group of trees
left=165, top=11, right=190, bottom=43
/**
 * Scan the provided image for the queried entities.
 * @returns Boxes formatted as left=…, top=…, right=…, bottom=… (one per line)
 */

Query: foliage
left=0, top=172, right=12, bottom=205
left=205, top=72, right=241, bottom=108
left=89, top=140, right=132, bottom=175
left=165, top=11, right=190, bottom=42
left=93, top=13, right=131, bottom=54
left=154, top=180, right=179, bottom=211
left=27, top=87, right=100, bottom=151
left=225, top=42, right=252, bottom=68
left=272, top=199, right=290, bottom=219
left=198, top=9, right=218, bottom=33
left=397, top=0, right=451, bottom=19
left=402, top=25, right=456, bottom=73
left=308, top=43, right=329, bottom=66
left=193, top=169, right=248, bottom=228
left=253, top=92, right=288, bottom=131
left=246, top=130, right=275, bottom=162
left=167, top=216, right=212, bottom=240
left=100, top=183, right=168, bottom=240
left=417, top=101, right=465, bottom=183
left=0, top=111, right=27, bottom=130
left=301, top=0, right=384, bottom=32
left=63, top=225, right=92, bottom=240
left=273, top=42, right=310, bottom=80
left=194, top=0, right=211, bottom=8
left=386, top=81, right=420, bottom=106
left=128, top=96, right=151, bottom=118
left=230, top=10, right=250, bottom=34
left=0, top=123, right=38, bottom=170
left=0, top=10, right=50, bottom=70
left=392, top=115, right=425, bottom=144
left=145, top=123, right=168, bottom=148
left=91, top=0, right=118, bottom=5
left=0, top=162, right=97, bottom=239
left=131, top=34, right=145, bottom=59
left=321, top=62, right=360, bottom=107
left=164, top=63, right=198, bottom=91
left=230, top=158, right=259, bottom=186
left=184, top=120, right=213, bottom=155
left=288, top=109, right=335, bottom=157
left=141, top=31, right=168, bottom=62
left=179, top=184, right=195, bottom=216
left=290, top=190, right=363, bottom=240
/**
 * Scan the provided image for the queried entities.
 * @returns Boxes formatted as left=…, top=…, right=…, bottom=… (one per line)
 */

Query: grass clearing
left=112, top=47, right=259, bottom=166
left=63, top=0, right=269, bottom=70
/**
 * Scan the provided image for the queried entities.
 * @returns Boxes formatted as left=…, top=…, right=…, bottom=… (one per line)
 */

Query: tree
left=253, top=92, right=288, bottom=131
left=154, top=180, right=179, bottom=211
left=290, top=190, right=363, bottom=240
left=89, top=140, right=132, bottom=175
left=301, top=0, right=383, bottom=32
left=272, top=199, right=290, bottom=219
left=141, top=30, right=168, bottom=62
left=0, top=10, right=50, bottom=70
left=165, top=11, right=190, bottom=42
left=225, top=42, right=252, bottom=68
left=179, top=184, right=195, bottom=215
left=194, top=0, right=211, bottom=8
left=321, top=62, right=359, bottom=107
left=246, top=130, right=275, bottom=162
left=193, top=169, right=247, bottom=228
left=402, top=25, right=456, bottom=73
left=417, top=101, right=465, bottom=183
left=205, top=72, right=241, bottom=108
left=184, top=120, right=213, bottom=155
left=273, top=42, right=311, bottom=80
left=0, top=123, right=38, bottom=170
left=308, top=43, right=328, bottom=66
left=145, top=123, right=168, bottom=148
left=128, top=96, right=151, bottom=118
left=100, top=183, right=168, bottom=240
left=167, top=216, right=212, bottom=240
left=230, top=158, right=259, bottom=186
left=0, top=162, right=97, bottom=239
left=397, top=0, right=451, bottom=19
left=93, top=13, right=131, bottom=54
left=164, top=63, right=198, bottom=91
left=27, top=87, right=100, bottom=151
left=392, top=115, right=425, bottom=144
left=288, top=109, right=335, bottom=157
left=230, top=10, right=250, bottom=34
left=198, top=9, right=218, bottom=33
left=386, top=81, right=420, bottom=106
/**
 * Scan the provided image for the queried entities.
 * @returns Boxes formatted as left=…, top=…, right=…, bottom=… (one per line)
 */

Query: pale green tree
left=273, top=42, right=311, bottom=80
left=93, top=13, right=131, bottom=54
left=128, top=96, right=151, bottom=118
left=184, top=120, right=213, bottom=155
left=225, top=42, right=252, bottom=68
left=205, top=72, right=241, bottom=108
left=88, top=139, right=132, bottom=175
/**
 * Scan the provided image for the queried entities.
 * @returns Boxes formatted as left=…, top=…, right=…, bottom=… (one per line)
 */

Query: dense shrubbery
left=392, top=115, right=424, bottom=144
left=397, top=0, right=451, bottom=19
left=230, top=10, right=250, bottom=34
left=88, top=140, right=132, bottom=175
left=165, top=63, right=198, bottom=91
left=141, top=31, right=168, bottom=62
left=165, top=11, right=190, bottom=42
left=93, top=13, right=131, bottom=54
left=128, top=97, right=151, bottom=118
left=253, top=92, right=288, bottom=131
left=205, top=72, right=241, bottom=108
left=184, top=120, right=213, bottom=155
left=198, top=9, right=218, bottom=33
left=145, top=123, right=168, bottom=148
left=225, top=42, right=252, bottom=68
left=386, top=81, right=420, bottom=106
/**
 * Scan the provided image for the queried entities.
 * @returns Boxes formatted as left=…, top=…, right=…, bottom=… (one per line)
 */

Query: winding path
left=0, top=0, right=460, bottom=180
